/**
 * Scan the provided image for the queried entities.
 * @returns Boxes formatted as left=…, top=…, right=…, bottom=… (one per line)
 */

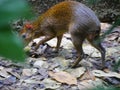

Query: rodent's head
left=19, top=23, right=34, bottom=44
left=19, top=22, right=44, bottom=44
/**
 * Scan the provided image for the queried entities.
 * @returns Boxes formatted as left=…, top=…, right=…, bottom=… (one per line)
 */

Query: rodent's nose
left=22, top=34, right=26, bottom=38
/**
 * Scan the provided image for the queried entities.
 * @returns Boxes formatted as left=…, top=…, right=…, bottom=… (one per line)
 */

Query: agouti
left=20, top=1, right=105, bottom=68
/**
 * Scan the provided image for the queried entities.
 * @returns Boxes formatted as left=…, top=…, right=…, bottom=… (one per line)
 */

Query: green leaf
left=0, top=26, right=26, bottom=62
left=0, top=0, right=32, bottom=26
left=0, top=0, right=32, bottom=61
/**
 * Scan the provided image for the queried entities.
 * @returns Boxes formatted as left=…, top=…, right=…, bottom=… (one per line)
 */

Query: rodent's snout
left=22, top=34, right=26, bottom=39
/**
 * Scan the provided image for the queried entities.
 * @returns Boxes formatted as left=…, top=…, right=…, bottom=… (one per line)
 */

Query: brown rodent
left=20, top=1, right=105, bottom=68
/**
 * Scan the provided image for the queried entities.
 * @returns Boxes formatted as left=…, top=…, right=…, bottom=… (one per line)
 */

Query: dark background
left=28, top=0, right=120, bottom=23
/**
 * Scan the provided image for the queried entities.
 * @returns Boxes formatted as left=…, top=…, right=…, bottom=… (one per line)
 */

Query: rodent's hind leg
left=87, top=33, right=106, bottom=68
left=70, top=32, right=86, bottom=68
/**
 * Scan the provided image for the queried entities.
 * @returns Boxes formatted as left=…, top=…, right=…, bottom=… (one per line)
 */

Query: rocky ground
left=0, top=23, right=120, bottom=90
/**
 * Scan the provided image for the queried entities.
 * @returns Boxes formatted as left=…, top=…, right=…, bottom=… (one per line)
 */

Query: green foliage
left=91, top=86, right=120, bottom=90
left=101, top=18, right=120, bottom=40
left=0, top=0, right=31, bottom=26
left=0, top=0, right=32, bottom=62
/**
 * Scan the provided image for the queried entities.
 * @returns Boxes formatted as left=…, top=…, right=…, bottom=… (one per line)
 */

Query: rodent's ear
left=25, top=23, right=33, bottom=30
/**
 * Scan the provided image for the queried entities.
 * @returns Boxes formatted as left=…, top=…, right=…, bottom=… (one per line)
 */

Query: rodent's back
left=41, top=1, right=73, bottom=30
left=41, top=1, right=100, bottom=32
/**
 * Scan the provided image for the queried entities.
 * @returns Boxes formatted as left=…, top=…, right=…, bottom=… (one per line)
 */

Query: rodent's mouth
left=23, top=38, right=32, bottom=44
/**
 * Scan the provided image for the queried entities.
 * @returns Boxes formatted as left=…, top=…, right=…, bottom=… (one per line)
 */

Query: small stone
left=22, top=68, right=37, bottom=76
left=33, top=60, right=46, bottom=68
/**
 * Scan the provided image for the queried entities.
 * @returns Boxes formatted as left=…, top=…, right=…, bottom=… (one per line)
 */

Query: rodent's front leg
left=34, top=36, right=55, bottom=51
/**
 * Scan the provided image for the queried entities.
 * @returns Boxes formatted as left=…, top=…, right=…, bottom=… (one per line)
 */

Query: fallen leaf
left=0, top=80, right=3, bottom=88
left=67, top=67, right=86, bottom=78
left=80, top=59, right=93, bottom=67
left=118, top=37, right=120, bottom=43
left=80, top=70, right=96, bottom=81
left=107, top=33, right=119, bottom=41
left=6, top=68, right=20, bottom=79
left=23, top=79, right=41, bottom=84
left=101, top=23, right=111, bottom=30
left=49, top=71, right=77, bottom=85
left=51, top=57, right=69, bottom=70
left=38, top=68, right=48, bottom=79
left=83, top=45, right=101, bottom=57
left=78, top=78, right=105, bottom=90
left=42, top=78, right=61, bottom=89
left=92, top=70, right=120, bottom=79
left=22, top=68, right=37, bottom=76
left=104, top=77, right=120, bottom=85
left=0, top=69, right=10, bottom=78
left=106, top=48, right=118, bottom=57
left=33, top=60, right=46, bottom=68
left=3, top=76, right=16, bottom=85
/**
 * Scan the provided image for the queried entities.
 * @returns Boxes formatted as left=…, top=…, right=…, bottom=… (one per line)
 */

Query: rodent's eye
left=22, top=34, right=26, bottom=38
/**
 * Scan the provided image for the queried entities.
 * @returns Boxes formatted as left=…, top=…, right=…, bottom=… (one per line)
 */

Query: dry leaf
left=22, top=68, right=37, bottom=76
left=0, top=69, right=10, bottom=78
left=80, top=70, right=95, bottom=81
left=67, top=67, right=86, bottom=78
left=78, top=78, right=105, bottom=90
left=6, top=68, right=20, bottom=79
left=101, top=23, right=111, bottom=30
left=23, top=79, right=41, bottom=84
left=51, top=57, right=70, bottom=70
left=106, top=48, right=118, bottom=57
left=33, top=60, right=46, bottom=68
left=83, top=45, right=101, bottom=57
left=49, top=71, right=77, bottom=85
left=42, top=78, right=61, bottom=89
left=92, top=70, right=120, bottom=79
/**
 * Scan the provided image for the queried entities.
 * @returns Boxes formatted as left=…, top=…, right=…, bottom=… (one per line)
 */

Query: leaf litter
left=0, top=23, right=120, bottom=90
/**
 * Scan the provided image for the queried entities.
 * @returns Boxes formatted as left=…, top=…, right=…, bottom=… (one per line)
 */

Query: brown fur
left=20, top=1, right=105, bottom=68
